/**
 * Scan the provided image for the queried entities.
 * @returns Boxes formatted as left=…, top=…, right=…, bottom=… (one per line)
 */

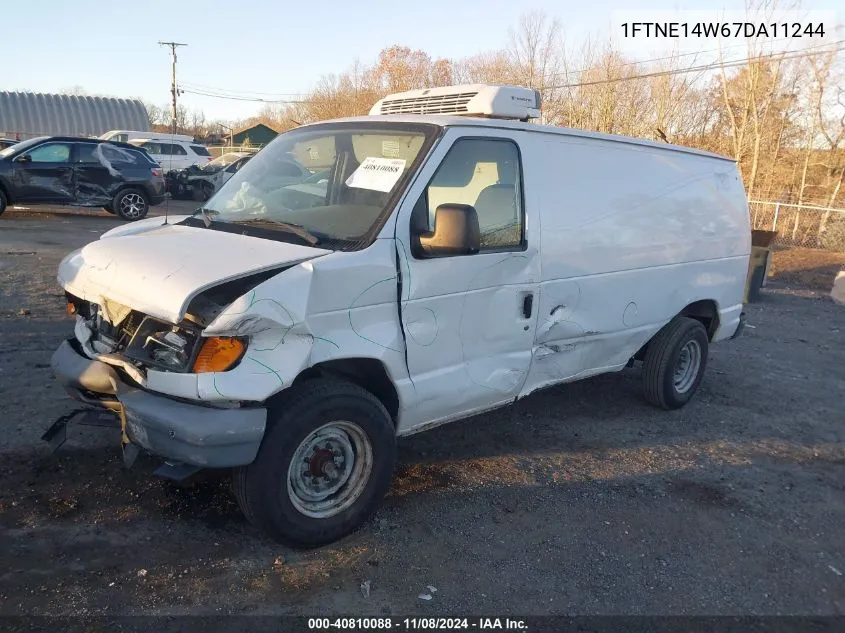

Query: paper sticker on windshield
left=382, top=140, right=400, bottom=158
left=345, top=157, right=406, bottom=192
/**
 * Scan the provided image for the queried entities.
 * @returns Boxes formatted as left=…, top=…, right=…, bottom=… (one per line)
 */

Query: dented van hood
left=58, top=221, right=331, bottom=324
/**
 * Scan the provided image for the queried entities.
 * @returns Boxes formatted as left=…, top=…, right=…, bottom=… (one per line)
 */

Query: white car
left=128, top=138, right=212, bottom=171
left=50, top=84, right=750, bottom=547
left=182, top=152, right=254, bottom=201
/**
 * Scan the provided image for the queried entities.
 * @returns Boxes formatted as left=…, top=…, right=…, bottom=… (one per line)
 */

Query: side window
left=143, top=142, right=162, bottom=155
left=423, top=138, right=523, bottom=250
left=191, top=145, right=211, bottom=157
left=170, top=144, right=187, bottom=156
left=225, top=159, right=243, bottom=174
left=27, top=143, right=72, bottom=163
left=132, top=150, right=153, bottom=166
left=98, top=144, right=143, bottom=166
left=74, top=144, right=99, bottom=163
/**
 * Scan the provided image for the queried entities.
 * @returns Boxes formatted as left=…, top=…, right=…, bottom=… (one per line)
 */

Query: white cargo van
left=99, top=130, right=194, bottom=144
left=50, top=84, right=750, bottom=546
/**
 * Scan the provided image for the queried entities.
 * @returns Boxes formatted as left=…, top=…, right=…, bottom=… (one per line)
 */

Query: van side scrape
left=197, top=241, right=410, bottom=404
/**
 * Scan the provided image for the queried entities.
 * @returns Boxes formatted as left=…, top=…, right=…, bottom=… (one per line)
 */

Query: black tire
left=112, top=188, right=149, bottom=221
left=642, top=316, right=709, bottom=410
left=102, top=205, right=116, bottom=214
left=0, top=188, right=7, bottom=217
left=234, top=378, right=396, bottom=547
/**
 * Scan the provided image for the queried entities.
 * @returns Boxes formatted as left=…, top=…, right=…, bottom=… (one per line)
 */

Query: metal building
left=0, top=91, right=150, bottom=140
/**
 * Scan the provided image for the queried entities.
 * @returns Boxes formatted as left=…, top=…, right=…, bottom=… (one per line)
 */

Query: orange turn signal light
left=192, top=337, right=245, bottom=373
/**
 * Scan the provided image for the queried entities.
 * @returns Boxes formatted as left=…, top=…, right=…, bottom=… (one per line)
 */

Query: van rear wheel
left=642, top=316, right=708, bottom=410
left=233, top=378, right=396, bottom=547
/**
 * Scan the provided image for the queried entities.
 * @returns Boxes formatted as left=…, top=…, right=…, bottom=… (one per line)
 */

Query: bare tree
left=189, top=6, right=845, bottom=221
left=507, top=11, right=564, bottom=122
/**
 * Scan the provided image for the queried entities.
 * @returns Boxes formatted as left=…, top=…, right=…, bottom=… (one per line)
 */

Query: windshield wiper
left=191, top=207, right=219, bottom=227
left=229, top=219, right=322, bottom=246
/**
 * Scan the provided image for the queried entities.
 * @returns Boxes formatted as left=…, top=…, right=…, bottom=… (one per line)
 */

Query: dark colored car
left=0, top=138, right=19, bottom=150
left=0, top=136, right=165, bottom=221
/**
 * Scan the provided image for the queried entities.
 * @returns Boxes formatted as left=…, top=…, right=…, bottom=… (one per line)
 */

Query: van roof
left=302, top=114, right=735, bottom=163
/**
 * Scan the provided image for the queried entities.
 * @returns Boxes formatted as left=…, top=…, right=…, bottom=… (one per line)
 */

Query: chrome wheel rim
left=673, top=339, right=702, bottom=394
left=119, top=193, right=146, bottom=219
left=287, top=421, right=373, bottom=519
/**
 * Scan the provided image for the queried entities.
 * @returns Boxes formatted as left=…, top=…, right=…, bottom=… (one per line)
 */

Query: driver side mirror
left=15, top=154, right=31, bottom=163
left=414, top=203, right=481, bottom=258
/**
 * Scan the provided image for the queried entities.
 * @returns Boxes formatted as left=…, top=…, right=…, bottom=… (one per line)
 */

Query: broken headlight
left=148, top=330, right=191, bottom=368
left=123, top=317, right=202, bottom=372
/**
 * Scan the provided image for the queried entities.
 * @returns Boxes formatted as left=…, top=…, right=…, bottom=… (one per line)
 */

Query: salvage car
left=0, top=136, right=165, bottom=220
left=48, top=84, right=751, bottom=547
left=167, top=151, right=254, bottom=201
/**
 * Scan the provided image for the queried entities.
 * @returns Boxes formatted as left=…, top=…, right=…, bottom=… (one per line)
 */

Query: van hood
left=58, top=222, right=331, bottom=323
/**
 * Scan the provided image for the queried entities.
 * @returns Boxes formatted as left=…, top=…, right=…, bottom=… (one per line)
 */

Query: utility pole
left=158, top=41, right=187, bottom=133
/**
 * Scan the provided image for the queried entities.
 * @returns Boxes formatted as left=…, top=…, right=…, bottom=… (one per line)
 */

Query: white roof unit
left=369, top=84, right=542, bottom=121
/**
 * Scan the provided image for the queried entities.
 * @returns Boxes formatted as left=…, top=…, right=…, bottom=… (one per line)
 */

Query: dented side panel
left=9, top=160, right=74, bottom=202
left=520, top=133, right=750, bottom=397
left=391, top=127, right=542, bottom=433
left=72, top=144, right=146, bottom=205
left=199, top=239, right=410, bottom=404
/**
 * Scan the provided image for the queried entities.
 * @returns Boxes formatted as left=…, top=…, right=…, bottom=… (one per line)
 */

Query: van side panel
left=520, top=133, right=750, bottom=396
left=197, top=239, right=411, bottom=405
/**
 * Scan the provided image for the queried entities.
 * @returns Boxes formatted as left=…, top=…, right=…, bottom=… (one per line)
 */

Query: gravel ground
left=769, top=248, right=845, bottom=291
left=1, top=205, right=843, bottom=617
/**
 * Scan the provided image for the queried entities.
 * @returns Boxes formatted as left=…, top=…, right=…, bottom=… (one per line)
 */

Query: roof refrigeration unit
left=369, top=84, right=542, bottom=121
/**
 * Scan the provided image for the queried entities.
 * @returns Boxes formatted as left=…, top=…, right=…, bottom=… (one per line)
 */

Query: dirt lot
left=769, top=248, right=845, bottom=291
left=1, top=205, right=844, bottom=617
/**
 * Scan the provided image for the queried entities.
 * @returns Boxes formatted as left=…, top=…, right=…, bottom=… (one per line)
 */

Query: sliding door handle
left=522, top=293, right=534, bottom=319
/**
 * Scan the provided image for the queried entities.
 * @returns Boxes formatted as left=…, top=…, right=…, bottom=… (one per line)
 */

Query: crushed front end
left=49, top=292, right=267, bottom=474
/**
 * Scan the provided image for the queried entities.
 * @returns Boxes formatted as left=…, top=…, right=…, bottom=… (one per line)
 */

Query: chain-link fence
left=207, top=145, right=263, bottom=158
left=749, top=200, right=845, bottom=251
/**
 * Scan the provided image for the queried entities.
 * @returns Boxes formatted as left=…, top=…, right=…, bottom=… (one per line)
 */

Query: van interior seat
left=474, top=183, right=517, bottom=229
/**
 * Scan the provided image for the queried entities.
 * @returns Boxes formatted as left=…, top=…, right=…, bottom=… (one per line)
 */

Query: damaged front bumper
left=50, top=339, right=266, bottom=468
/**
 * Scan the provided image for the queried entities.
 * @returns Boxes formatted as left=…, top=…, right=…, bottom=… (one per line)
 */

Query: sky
left=4, top=0, right=842, bottom=123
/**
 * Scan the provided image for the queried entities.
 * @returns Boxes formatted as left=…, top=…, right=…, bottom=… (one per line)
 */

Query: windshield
left=190, top=122, right=438, bottom=247
left=0, top=137, right=47, bottom=158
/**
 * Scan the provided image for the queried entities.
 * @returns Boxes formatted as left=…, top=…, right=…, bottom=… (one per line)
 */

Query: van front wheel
left=233, top=379, right=396, bottom=547
left=642, top=316, right=709, bottom=410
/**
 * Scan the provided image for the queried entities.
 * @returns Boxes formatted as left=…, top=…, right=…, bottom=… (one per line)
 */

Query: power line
left=550, top=35, right=843, bottom=80
left=180, top=81, right=307, bottom=98
left=177, top=40, right=844, bottom=104
left=546, top=42, right=845, bottom=90
left=180, top=87, right=310, bottom=104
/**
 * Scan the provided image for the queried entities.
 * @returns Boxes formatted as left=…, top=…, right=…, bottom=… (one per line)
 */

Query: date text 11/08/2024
left=620, top=22, right=826, bottom=38
left=308, top=618, right=528, bottom=630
